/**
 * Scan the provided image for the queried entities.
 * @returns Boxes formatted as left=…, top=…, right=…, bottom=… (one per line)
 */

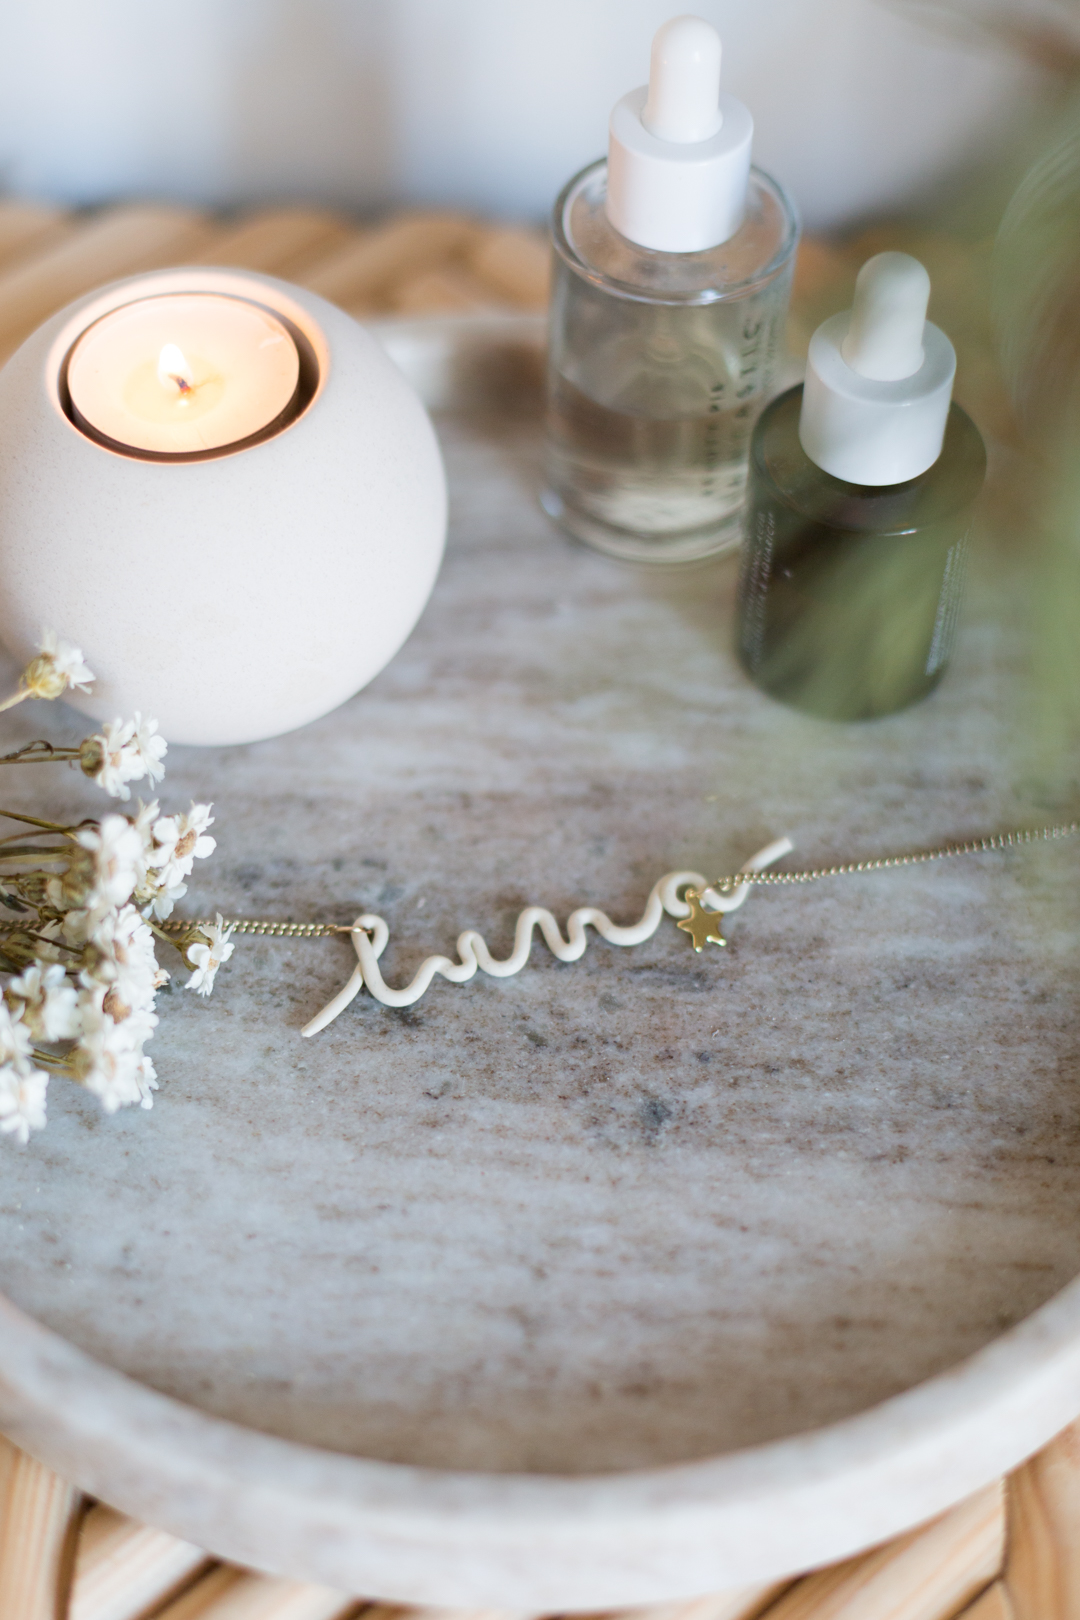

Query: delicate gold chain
left=156, top=919, right=355, bottom=938
left=702, top=820, right=1080, bottom=895
left=155, top=821, right=1080, bottom=938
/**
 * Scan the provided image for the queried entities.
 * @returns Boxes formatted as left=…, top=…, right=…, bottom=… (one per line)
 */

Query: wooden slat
left=757, top=1482, right=1004, bottom=1620
left=296, top=211, right=480, bottom=312
left=392, top=264, right=504, bottom=315
left=0, top=1437, right=82, bottom=1620
left=70, top=1502, right=210, bottom=1620
left=0, top=202, right=214, bottom=364
left=956, top=1584, right=1014, bottom=1619
left=359, top=1607, right=537, bottom=1620
left=467, top=226, right=550, bottom=311
left=154, top=1564, right=361, bottom=1619
left=1004, top=1419, right=1080, bottom=1619
left=189, top=207, right=360, bottom=279
left=586, top=1585, right=792, bottom=1620
left=0, top=199, right=79, bottom=274
left=153, top=1567, right=241, bottom=1618
left=358, top=1608, right=531, bottom=1620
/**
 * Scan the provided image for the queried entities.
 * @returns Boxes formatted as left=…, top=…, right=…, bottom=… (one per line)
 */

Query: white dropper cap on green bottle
left=798, top=253, right=957, bottom=486
left=606, top=15, right=753, bottom=254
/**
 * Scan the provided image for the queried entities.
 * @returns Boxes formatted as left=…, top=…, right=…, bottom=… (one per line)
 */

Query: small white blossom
left=122, top=1001, right=160, bottom=1047
left=134, top=1048, right=158, bottom=1109
left=7, top=962, right=79, bottom=1042
left=129, top=800, right=159, bottom=899
left=0, top=1066, right=48, bottom=1143
left=80, top=714, right=167, bottom=801
left=80, top=721, right=135, bottom=799
left=153, top=883, right=185, bottom=921
left=73, top=993, right=153, bottom=1113
left=130, top=714, right=167, bottom=783
left=0, top=1000, right=34, bottom=1068
left=75, top=815, right=144, bottom=910
left=60, top=906, right=93, bottom=948
left=30, top=920, right=65, bottom=966
left=82, top=904, right=166, bottom=1019
left=24, top=631, right=95, bottom=699
left=131, top=799, right=160, bottom=847
left=62, top=815, right=147, bottom=946
left=185, top=914, right=234, bottom=997
left=150, top=804, right=216, bottom=890
left=132, top=801, right=216, bottom=921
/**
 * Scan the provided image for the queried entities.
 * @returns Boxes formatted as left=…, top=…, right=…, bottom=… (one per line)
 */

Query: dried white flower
left=138, top=802, right=216, bottom=921
left=0, top=1066, right=48, bottom=1143
left=0, top=649, right=226, bottom=1137
left=134, top=1049, right=158, bottom=1109
left=150, top=804, right=216, bottom=891
left=24, top=631, right=95, bottom=699
left=30, top=920, right=66, bottom=966
left=83, top=904, right=166, bottom=1020
left=185, top=914, right=234, bottom=997
left=0, top=1000, right=34, bottom=1068
left=73, top=992, right=156, bottom=1114
left=129, top=800, right=159, bottom=897
left=141, top=873, right=187, bottom=923
left=75, top=815, right=144, bottom=910
left=131, top=799, right=160, bottom=846
left=79, top=722, right=133, bottom=799
left=130, top=713, right=167, bottom=783
left=80, top=713, right=167, bottom=801
left=7, top=962, right=79, bottom=1042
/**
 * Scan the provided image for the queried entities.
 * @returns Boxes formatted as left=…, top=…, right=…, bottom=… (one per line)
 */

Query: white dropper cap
left=606, top=16, right=753, bottom=254
left=798, top=252, right=957, bottom=486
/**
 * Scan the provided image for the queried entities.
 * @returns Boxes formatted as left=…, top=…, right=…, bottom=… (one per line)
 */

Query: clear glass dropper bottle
left=542, top=16, right=798, bottom=565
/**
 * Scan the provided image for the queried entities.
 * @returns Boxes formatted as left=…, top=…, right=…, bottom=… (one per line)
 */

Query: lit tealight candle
left=65, top=293, right=301, bottom=457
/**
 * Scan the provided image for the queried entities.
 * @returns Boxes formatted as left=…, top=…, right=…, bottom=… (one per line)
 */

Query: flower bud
left=79, top=736, right=105, bottom=778
left=102, top=987, right=132, bottom=1023
left=22, top=654, right=69, bottom=700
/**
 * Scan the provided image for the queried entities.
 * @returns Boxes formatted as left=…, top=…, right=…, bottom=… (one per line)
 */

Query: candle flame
left=158, top=343, right=195, bottom=397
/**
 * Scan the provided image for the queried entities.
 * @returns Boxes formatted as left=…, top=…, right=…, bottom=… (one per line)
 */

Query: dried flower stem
left=0, top=809, right=84, bottom=838
left=31, top=1049, right=75, bottom=1073
left=0, top=741, right=80, bottom=765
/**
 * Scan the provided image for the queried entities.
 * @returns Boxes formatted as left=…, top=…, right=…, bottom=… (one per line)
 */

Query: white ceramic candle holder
left=0, top=267, right=447, bottom=745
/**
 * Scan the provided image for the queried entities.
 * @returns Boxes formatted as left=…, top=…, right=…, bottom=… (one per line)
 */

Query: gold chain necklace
left=155, top=819, right=1079, bottom=1033
left=668, top=820, right=1080, bottom=954
left=158, top=819, right=1080, bottom=941
left=699, top=821, right=1080, bottom=892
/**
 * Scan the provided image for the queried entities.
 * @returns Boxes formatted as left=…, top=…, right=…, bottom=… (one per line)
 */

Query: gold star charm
left=677, top=893, right=727, bottom=952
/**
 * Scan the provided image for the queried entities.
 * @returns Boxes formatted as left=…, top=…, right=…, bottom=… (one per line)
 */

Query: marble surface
left=0, top=317, right=1078, bottom=1599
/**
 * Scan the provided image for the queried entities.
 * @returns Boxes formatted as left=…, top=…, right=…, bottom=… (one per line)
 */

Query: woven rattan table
left=0, top=1425, right=1075, bottom=1618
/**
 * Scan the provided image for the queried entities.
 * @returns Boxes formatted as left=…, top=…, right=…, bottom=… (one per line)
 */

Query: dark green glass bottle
left=736, top=252, right=986, bottom=721
left=737, top=387, right=986, bottom=720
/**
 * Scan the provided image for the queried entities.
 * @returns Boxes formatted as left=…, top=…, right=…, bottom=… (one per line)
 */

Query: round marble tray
left=0, top=314, right=1078, bottom=1609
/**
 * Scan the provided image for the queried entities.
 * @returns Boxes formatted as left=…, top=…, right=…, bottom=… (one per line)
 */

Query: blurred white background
left=0, top=0, right=1052, bottom=230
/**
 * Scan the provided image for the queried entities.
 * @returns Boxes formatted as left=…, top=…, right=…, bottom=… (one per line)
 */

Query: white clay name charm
left=302, top=838, right=793, bottom=1035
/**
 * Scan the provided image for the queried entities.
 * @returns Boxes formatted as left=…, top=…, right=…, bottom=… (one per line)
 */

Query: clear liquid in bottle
left=542, top=158, right=797, bottom=564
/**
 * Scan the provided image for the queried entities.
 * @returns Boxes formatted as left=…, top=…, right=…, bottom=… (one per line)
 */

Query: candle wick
left=157, top=342, right=196, bottom=399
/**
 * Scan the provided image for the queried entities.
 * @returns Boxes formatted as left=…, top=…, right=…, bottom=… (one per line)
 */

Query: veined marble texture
left=0, top=321, right=1077, bottom=1599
